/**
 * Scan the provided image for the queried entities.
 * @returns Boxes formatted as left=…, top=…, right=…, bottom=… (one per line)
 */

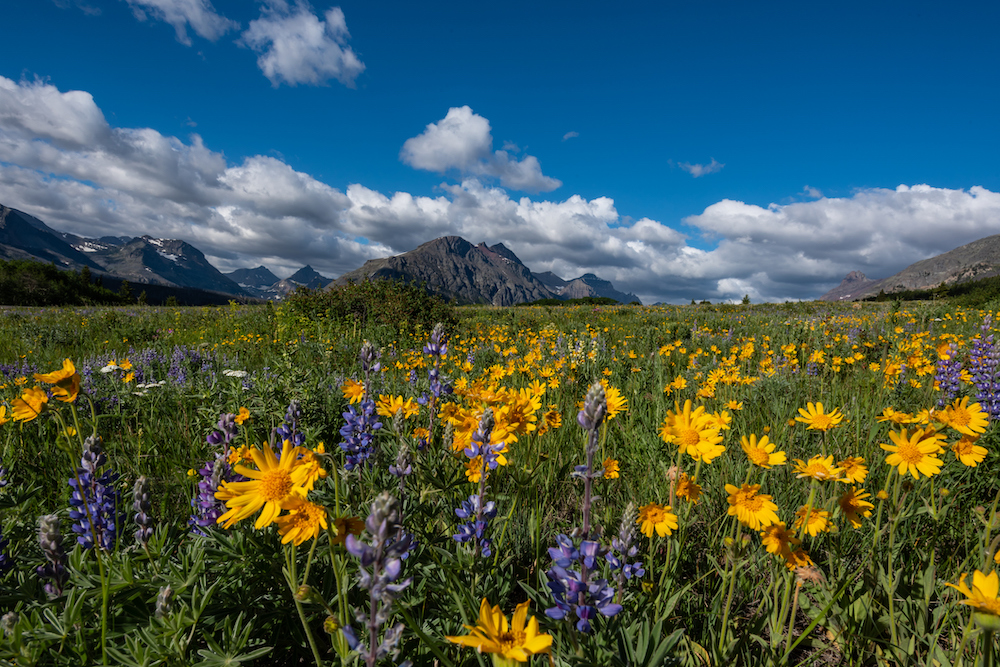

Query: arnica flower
left=602, top=457, right=620, bottom=479
left=33, top=358, right=80, bottom=403
left=331, top=516, right=365, bottom=545
left=215, top=439, right=311, bottom=529
left=636, top=502, right=678, bottom=538
left=600, top=381, right=627, bottom=420
left=11, top=387, right=48, bottom=422
left=794, top=506, right=831, bottom=536
left=275, top=495, right=328, bottom=545
left=877, top=407, right=915, bottom=425
left=880, top=426, right=946, bottom=479
left=946, top=570, right=1000, bottom=616
left=952, top=434, right=988, bottom=467
left=659, top=400, right=725, bottom=464
left=792, top=454, right=844, bottom=482
left=795, top=402, right=844, bottom=431
left=937, top=396, right=989, bottom=437
left=341, top=379, right=365, bottom=404
left=0, top=406, right=8, bottom=426
left=741, top=434, right=786, bottom=469
left=675, top=472, right=701, bottom=504
left=838, top=456, right=868, bottom=483
left=234, top=407, right=250, bottom=425
left=838, top=487, right=874, bottom=528
left=446, top=598, right=552, bottom=664
left=376, top=395, right=420, bottom=419
left=725, top=483, right=779, bottom=530
left=760, top=522, right=802, bottom=567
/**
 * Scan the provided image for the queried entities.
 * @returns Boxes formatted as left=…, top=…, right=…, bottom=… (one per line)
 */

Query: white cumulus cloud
left=400, top=106, right=562, bottom=193
left=239, top=1, right=365, bottom=87
left=126, top=0, right=239, bottom=45
left=3, top=76, right=1000, bottom=304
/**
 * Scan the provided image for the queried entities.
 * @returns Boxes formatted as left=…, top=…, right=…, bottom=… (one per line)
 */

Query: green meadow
left=1, top=293, right=1000, bottom=666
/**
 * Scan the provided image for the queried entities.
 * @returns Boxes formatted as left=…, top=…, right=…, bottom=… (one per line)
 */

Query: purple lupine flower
left=37, top=514, right=69, bottom=598
left=133, top=475, right=154, bottom=546
left=68, top=435, right=122, bottom=551
left=970, top=317, right=1000, bottom=419
left=543, top=382, right=623, bottom=632
left=935, top=344, right=963, bottom=408
left=606, top=503, right=644, bottom=602
left=339, top=398, right=382, bottom=471
left=454, top=409, right=499, bottom=556
left=207, top=412, right=239, bottom=446
left=189, top=454, right=245, bottom=533
left=276, top=400, right=306, bottom=447
left=343, top=493, right=412, bottom=667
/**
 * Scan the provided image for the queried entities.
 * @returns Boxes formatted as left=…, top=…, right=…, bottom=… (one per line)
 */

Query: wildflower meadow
left=2, top=296, right=1000, bottom=666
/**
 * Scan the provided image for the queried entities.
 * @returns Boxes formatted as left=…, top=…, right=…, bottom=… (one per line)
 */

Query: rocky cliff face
left=820, top=235, right=1000, bottom=301
left=334, top=236, right=559, bottom=306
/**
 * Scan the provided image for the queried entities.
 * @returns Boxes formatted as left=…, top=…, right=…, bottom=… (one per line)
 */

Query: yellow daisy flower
left=938, top=396, right=989, bottom=437
left=11, top=386, right=48, bottom=422
left=603, top=458, right=620, bottom=479
left=952, top=434, right=988, bottom=467
left=741, top=433, right=786, bottom=469
left=341, top=379, right=365, bottom=404
left=637, top=502, right=679, bottom=538
left=446, top=598, right=552, bottom=662
left=275, top=496, right=329, bottom=546
left=215, top=439, right=311, bottom=529
left=794, top=506, right=831, bottom=536
left=234, top=407, right=250, bottom=425
left=792, top=454, right=844, bottom=482
left=331, top=516, right=365, bottom=545
left=725, top=483, right=779, bottom=530
left=33, top=358, right=81, bottom=403
left=946, top=570, right=1000, bottom=616
left=838, top=486, right=874, bottom=528
left=837, top=456, right=868, bottom=483
left=676, top=473, right=702, bottom=504
left=880, top=426, right=946, bottom=479
left=795, top=401, right=844, bottom=431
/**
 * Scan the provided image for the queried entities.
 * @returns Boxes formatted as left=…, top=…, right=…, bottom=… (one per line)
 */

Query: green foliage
left=0, top=260, right=126, bottom=306
left=516, top=296, right=622, bottom=307
left=283, top=278, right=457, bottom=336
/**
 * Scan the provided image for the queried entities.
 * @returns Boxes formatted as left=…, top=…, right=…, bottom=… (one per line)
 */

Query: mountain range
left=334, top=236, right=642, bottom=306
left=0, top=204, right=639, bottom=305
left=820, top=234, right=1000, bottom=301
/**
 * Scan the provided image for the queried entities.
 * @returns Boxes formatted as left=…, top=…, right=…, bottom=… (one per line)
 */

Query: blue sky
left=1, top=0, right=998, bottom=303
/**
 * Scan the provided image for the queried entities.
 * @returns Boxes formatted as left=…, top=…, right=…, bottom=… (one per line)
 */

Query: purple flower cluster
left=544, top=534, right=623, bottom=632
left=68, top=435, right=122, bottom=551
left=189, top=454, right=243, bottom=534
left=935, top=344, right=963, bottom=408
left=605, top=504, right=645, bottom=602
left=343, top=493, right=413, bottom=667
left=276, top=400, right=306, bottom=446
left=37, top=514, right=69, bottom=598
left=543, top=382, right=623, bottom=632
left=454, top=410, right=502, bottom=557
left=970, top=317, right=1000, bottom=419
left=339, top=399, right=382, bottom=471
left=206, top=412, right=239, bottom=446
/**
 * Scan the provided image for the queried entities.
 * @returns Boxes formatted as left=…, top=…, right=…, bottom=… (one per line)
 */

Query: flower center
left=498, top=630, right=526, bottom=651
left=895, top=439, right=924, bottom=464
left=811, top=414, right=832, bottom=430
left=259, top=469, right=294, bottom=501
left=678, top=428, right=701, bottom=448
left=747, top=447, right=769, bottom=466
left=951, top=408, right=971, bottom=427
